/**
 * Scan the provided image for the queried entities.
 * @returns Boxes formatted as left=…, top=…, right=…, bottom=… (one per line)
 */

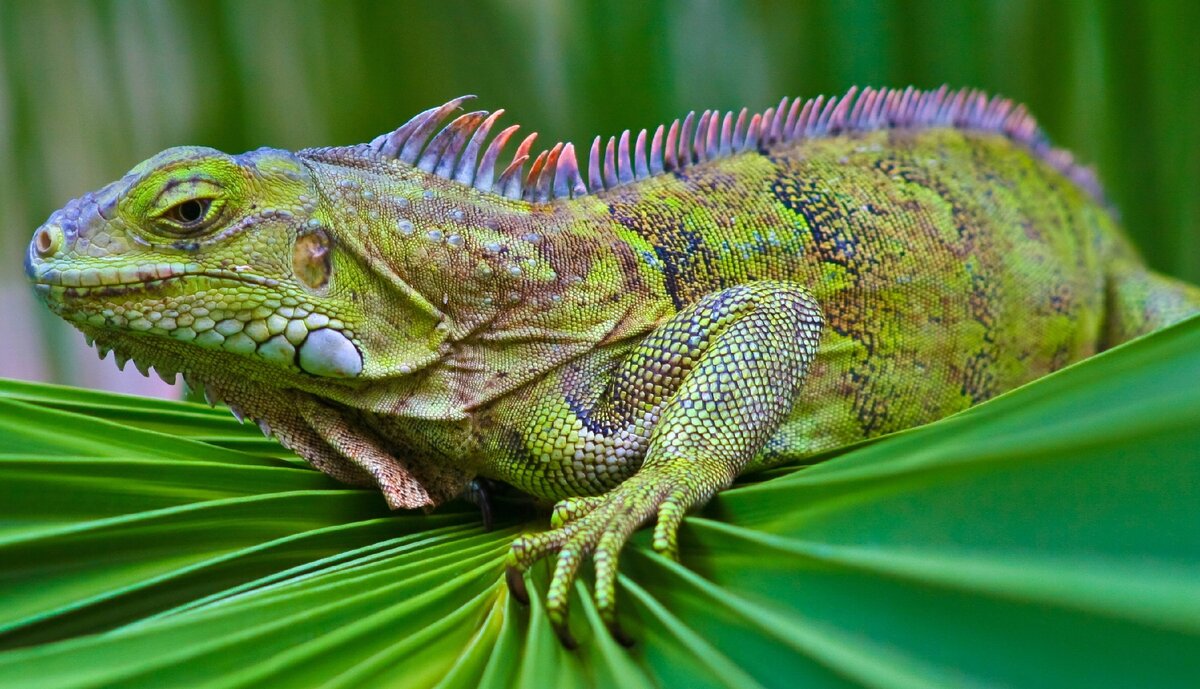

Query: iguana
left=26, top=86, right=1200, bottom=646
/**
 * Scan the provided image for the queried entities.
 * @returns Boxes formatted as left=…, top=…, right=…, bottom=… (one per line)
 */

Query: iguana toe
left=507, top=466, right=710, bottom=647
left=550, top=495, right=604, bottom=528
left=651, top=492, right=689, bottom=561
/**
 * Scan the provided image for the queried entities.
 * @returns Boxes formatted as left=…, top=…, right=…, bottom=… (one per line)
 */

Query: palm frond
left=0, top=316, right=1198, bottom=688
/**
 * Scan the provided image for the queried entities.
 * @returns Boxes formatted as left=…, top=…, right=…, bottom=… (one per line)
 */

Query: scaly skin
left=26, top=89, right=1200, bottom=646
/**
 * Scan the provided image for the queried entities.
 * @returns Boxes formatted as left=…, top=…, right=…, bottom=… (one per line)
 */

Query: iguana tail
left=1105, top=257, right=1200, bottom=347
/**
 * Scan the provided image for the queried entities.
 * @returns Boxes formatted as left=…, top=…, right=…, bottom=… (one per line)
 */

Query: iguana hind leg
left=505, top=281, right=823, bottom=645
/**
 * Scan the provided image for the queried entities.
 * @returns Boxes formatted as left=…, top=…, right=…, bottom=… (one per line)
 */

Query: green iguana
left=26, top=86, right=1200, bottom=646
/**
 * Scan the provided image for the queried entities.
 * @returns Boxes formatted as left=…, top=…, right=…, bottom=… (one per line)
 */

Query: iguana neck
left=296, top=154, right=677, bottom=421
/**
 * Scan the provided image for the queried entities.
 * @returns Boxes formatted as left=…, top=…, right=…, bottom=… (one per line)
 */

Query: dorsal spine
left=341, top=86, right=1101, bottom=203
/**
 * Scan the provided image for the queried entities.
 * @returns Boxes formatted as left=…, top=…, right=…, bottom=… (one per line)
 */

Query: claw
left=113, top=352, right=129, bottom=370
left=480, top=496, right=493, bottom=532
left=554, top=621, right=579, bottom=650
left=607, top=619, right=636, bottom=647
left=463, top=479, right=494, bottom=531
left=135, top=360, right=150, bottom=377
left=506, top=565, right=530, bottom=605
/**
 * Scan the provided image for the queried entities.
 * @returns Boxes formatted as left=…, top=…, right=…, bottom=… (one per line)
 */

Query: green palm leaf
left=1, top=315, right=1197, bottom=688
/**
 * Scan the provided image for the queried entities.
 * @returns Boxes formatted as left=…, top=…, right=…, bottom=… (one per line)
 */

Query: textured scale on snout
left=28, top=86, right=1200, bottom=647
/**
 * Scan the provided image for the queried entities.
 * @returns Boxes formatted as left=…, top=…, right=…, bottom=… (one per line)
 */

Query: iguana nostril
left=34, top=226, right=61, bottom=257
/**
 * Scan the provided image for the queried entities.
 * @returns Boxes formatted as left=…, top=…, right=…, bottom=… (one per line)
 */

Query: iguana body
left=26, top=86, right=1200, bottom=644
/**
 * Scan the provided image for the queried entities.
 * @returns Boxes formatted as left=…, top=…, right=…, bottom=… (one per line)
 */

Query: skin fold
left=25, top=87, right=1200, bottom=646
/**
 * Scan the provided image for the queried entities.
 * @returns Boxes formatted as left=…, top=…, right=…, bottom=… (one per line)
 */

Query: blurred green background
left=1, top=0, right=1196, bottom=397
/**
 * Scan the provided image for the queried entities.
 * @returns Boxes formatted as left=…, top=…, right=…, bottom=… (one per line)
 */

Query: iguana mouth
left=30, top=264, right=279, bottom=299
left=31, top=261, right=363, bottom=380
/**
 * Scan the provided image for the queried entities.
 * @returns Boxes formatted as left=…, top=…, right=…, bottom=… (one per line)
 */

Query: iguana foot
left=506, top=462, right=716, bottom=647
left=462, top=478, right=494, bottom=531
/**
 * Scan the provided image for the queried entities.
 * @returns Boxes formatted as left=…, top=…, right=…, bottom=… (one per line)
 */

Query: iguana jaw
left=30, top=261, right=366, bottom=380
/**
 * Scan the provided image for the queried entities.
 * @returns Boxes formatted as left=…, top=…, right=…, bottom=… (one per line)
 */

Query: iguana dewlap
left=26, top=86, right=1200, bottom=645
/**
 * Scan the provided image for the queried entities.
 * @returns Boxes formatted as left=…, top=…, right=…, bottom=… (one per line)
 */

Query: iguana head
left=25, top=144, right=453, bottom=394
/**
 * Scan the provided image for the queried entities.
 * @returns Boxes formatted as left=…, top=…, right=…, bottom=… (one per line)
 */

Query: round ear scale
left=293, top=228, right=332, bottom=291
left=297, top=328, right=363, bottom=378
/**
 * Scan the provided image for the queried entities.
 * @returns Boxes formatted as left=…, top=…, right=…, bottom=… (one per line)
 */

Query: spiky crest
left=315, top=86, right=1102, bottom=203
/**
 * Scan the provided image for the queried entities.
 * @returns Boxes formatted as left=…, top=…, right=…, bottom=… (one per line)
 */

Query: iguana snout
left=27, top=177, right=124, bottom=278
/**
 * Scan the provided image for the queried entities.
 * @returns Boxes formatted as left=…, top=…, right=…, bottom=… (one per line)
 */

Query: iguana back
left=511, top=127, right=1123, bottom=461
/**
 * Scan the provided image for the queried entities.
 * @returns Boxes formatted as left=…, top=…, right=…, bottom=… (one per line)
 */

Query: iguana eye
left=155, top=197, right=222, bottom=234
left=165, top=198, right=211, bottom=226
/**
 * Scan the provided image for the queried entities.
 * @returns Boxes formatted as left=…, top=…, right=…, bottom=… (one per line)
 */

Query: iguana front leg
left=505, top=281, right=823, bottom=645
